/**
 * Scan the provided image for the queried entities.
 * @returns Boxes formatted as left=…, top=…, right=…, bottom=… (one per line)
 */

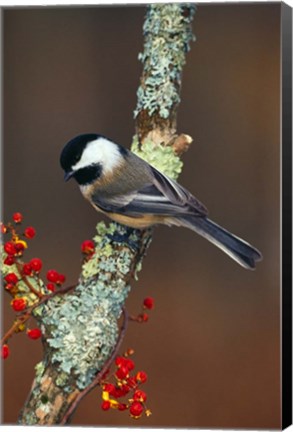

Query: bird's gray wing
left=150, top=167, right=208, bottom=215
left=91, top=166, right=208, bottom=218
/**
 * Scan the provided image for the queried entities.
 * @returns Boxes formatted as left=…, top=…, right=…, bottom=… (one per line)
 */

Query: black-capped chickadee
left=60, top=134, right=262, bottom=270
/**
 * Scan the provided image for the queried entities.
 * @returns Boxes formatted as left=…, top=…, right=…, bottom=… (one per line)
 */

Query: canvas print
left=1, top=2, right=291, bottom=428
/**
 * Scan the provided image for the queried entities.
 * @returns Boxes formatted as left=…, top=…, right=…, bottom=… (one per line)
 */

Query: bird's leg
left=106, top=227, right=141, bottom=253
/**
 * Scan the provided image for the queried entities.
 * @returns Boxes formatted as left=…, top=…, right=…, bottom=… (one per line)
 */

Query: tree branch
left=17, top=4, right=196, bottom=425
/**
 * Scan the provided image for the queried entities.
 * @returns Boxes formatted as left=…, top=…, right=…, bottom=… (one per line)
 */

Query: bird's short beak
left=64, top=171, right=74, bottom=182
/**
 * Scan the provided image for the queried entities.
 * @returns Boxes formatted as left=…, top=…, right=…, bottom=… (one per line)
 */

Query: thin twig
left=15, top=261, right=43, bottom=299
left=60, top=307, right=129, bottom=425
left=1, top=313, right=31, bottom=345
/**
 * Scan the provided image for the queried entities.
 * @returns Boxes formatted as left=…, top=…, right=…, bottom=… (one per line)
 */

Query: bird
left=60, top=133, right=262, bottom=270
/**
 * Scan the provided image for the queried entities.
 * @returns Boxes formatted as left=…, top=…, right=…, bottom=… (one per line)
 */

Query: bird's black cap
left=60, top=133, right=102, bottom=172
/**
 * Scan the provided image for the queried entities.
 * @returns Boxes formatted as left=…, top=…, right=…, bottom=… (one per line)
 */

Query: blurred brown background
left=2, top=3, right=281, bottom=428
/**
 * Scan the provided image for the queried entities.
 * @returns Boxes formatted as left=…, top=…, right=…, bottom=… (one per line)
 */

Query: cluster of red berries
left=1, top=212, right=68, bottom=360
left=100, top=297, right=155, bottom=420
left=46, top=270, right=66, bottom=292
left=2, top=212, right=66, bottom=298
left=4, top=257, right=43, bottom=292
left=101, top=349, right=151, bottom=419
left=2, top=212, right=36, bottom=237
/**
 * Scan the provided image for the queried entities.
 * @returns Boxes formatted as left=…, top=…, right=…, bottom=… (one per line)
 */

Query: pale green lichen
left=34, top=361, right=46, bottom=384
left=134, top=4, right=196, bottom=119
left=131, top=135, right=183, bottom=180
left=55, top=371, right=70, bottom=388
left=82, top=222, right=140, bottom=280
left=42, top=283, right=121, bottom=389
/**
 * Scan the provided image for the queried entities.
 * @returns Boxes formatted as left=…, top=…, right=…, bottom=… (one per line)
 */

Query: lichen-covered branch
left=134, top=4, right=196, bottom=149
left=17, top=4, right=196, bottom=425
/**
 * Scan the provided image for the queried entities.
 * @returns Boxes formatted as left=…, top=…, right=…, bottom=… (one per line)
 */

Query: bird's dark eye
left=73, top=154, right=81, bottom=163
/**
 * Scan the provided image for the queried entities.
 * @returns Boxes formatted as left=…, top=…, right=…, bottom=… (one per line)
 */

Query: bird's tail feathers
left=175, top=215, right=262, bottom=270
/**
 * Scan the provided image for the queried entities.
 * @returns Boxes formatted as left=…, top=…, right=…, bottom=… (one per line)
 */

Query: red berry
left=118, top=403, right=128, bottom=411
left=125, top=358, right=135, bottom=371
left=129, top=401, right=144, bottom=418
left=126, top=376, right=137, bottom=389
left=14, top=242, right=25, bottom=254
left=135, top=371, right=147, bottom=383
left=15, top=242, right=24, bottom=251
left=46, top=283, right=56, bottom=292
left=115, top=356, right=134, bottom=370
left=1, top=344, right=9, bottom=360
left=46, top=270, right=59, bottom=283
left=13, top=212, right=23, bottom=223
left=101, top=400, right=111, bottom=411
left=4, top=256, right=15, bottom=266
left=133, top=389, right=147, bottom=402
left=115, top=356, right=126, bottom=367
left=4, top=241, right=16, bottom=256
left=1, top=223, right=7, bottom=234
left=116, top=365, right=129, bottom=380
left=11, top=298, right=27, bottom=312
left=141, top=313, right=149, bottom=322
left=143, top=297, right=154, bottom=310
left=81, top=240, right=95, bottom=255
left=57, top=274, right=66, bottom=284
left=22, top=263, right=33, bottom=276
left=4, top=273, right=18, bottom=285
left=30, top=258, right=42, bottom=272
left=111, top=384, right=130, bottom=398
left=5, top=283, right=15, bottom=291
left=103, top=383, right=116, bottom=395
left=120, top=384, right=130, bottom=396
left=112, top=387, right=124, bottom=398
left=24, top=226, right=36, bottom=239
left=27, top=328, right=42, bottom=340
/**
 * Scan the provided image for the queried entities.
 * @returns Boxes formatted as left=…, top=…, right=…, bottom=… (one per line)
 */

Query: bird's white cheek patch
left=72, top=137, right=122, bottom=175
left=99, top=142, right=123, bottom=174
